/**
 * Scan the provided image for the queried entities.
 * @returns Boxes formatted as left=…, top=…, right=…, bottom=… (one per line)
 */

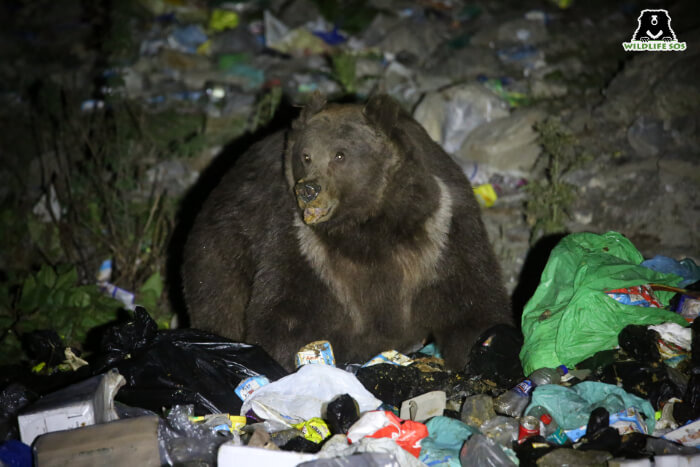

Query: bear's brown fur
left=182, top=94, right=512, bottom=369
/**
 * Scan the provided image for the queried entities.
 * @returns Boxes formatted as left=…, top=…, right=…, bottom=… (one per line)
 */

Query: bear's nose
left=295, top=182, right=321, bottom=203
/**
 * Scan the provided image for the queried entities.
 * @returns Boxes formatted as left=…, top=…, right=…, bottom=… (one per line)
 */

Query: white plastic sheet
left=240, top=364, right=381, bottom=421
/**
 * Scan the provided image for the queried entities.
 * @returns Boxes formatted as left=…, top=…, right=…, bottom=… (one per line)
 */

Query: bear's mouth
left=302, top=201, right=337, bottom=225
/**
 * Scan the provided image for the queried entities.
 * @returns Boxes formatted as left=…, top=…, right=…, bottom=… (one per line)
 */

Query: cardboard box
left=18, top=370, right=124, bottom=445
left=33, top=415, right=160, bottom=467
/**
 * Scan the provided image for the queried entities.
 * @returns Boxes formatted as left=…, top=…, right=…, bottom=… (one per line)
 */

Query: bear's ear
left=363, top=94, right=401, bottom=137
left=293, top=91, right=327, bottom=129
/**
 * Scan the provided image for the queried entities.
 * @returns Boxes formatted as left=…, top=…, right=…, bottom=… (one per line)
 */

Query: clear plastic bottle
left=528, top=405, right=568, bottom=445
left=494, top=366, right=568, bottom=419
left=528, top=365, right=568, bottom=386
left=493, top=379, right=534, bottom=418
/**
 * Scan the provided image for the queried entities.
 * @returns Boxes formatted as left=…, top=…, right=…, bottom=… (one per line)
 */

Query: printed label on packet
left=514, top=379, right=534, bottom=397
left=235, top=375, right=269, bottom=401
left=606, top=285, right=663, bottom=308
left=362, top=350, right=414, bottom=367
left=295, top=340, right=336, bottom=368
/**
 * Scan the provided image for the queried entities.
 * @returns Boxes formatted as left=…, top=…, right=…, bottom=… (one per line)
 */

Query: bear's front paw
left=639, top=37, right=649, bottom=42
left=663, top=37, right=673, bottom=42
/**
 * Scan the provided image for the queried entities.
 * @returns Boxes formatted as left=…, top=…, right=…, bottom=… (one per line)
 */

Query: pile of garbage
left=1, top=0, right=699, bottom=465
left=1, top=231, right=699, bottom=466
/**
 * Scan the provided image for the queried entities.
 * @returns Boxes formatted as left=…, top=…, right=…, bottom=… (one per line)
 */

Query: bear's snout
left=295, top=181, right=321, bottom=203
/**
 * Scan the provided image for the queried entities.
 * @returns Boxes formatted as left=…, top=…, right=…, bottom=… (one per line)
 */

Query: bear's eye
left=335, top=151, right=345, bottom=161
left=303, top=153, right=311, bottom=163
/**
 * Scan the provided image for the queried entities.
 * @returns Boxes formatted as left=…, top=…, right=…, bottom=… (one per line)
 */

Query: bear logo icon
left=622, top=9, right=687, bottom=51
left=632, top=9, right=676, bottom=42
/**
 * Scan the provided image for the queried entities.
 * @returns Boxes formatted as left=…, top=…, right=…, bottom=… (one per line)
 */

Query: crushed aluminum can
left=518, top=415, right=540, bottom=443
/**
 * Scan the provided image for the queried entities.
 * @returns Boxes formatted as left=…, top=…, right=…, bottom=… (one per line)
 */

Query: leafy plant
left=331, top=52, right=358, bottom=95
left=25, top=83, right=175, bottom=294
left=0, top=265, right=123, bottom=366
left=251, top=86, right=283, bottom=131
left=526, top=118, right=590, bottom=243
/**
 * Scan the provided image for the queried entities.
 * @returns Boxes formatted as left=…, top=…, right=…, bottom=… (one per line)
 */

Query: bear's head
left=285, top=94, right=404, bottom=227
left=632, top=9, right=676, bottom=41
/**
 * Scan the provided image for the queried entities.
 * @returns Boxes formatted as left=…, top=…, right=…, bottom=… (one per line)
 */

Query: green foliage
left=0, top=265, right=123, bottom=366
left=138, top=109, right=208, bottom=158
left=0, top=81, right=179, bottom=366
left=251, top=86, right=283, bottom=132
left=331, top=52, right=358, bottom=95
left=526, top=118, right=590, bottom=243
left=137, top=271, right=164, bottom=317
left=19, top=85, right=176, bottom=291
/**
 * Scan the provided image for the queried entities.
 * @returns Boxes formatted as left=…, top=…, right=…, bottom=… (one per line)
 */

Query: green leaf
left=139, top=271, right=163, bottom=300
left=55, top=266, right=79, bottom=290
left=67, top=290, right=91, bottom=308
left=37, top=264, right=57, bottom=289
left=18, top=275, right=39, bottom=311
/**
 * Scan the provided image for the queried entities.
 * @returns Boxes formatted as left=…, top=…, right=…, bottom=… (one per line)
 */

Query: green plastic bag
left=419, top=416, right=477, bottom=467
left=526, top=381, right=656, bottom=433
left=519, top=231, right=688, bottom=376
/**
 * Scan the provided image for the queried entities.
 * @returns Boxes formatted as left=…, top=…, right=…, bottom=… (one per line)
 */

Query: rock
left=425, top=46, right=502, bottom=82
left=497, top=18, right=548, bottom=46
left=627, top=115, right=667, bottom=158
left=530, top=78, right=568, bottom=99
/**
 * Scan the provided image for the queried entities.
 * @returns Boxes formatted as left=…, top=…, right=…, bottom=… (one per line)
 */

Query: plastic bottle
left=494, top=366, right=568, bottom=418
left=528, top=365, right=568, bottom=386
left=459, top=433, right=517, bottom=466
left=493, top=379, right=534, bottom=418
left=528, top=405, right=568, bottom=445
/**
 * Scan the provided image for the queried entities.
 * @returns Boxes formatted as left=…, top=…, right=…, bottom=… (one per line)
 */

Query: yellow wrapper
left=292, top=418, right=331, bottom=443
left=229, top=415, right=247, bottom=433
left=209, top=9, right=239, bottom=31
left=473, top=183, right=497, bottom=208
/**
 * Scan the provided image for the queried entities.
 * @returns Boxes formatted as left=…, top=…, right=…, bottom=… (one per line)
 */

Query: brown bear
left=182, top=94, right=512, bottom=370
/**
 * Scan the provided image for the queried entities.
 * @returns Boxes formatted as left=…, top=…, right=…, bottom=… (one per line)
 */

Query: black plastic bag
left=618, top=325, right=661, bottom=362
left=96, top=310, right=288, bottom=415
left=466, top=324, right=524, bottom=388
left=673, top=373, right=700, bottom=425
left=585, top=407, right=610, bottom=437
left=600, top=361, right=683, bottom=410
left=0, top=384, right=36, bottom=441
left=326, top=394, right=360, bottom=435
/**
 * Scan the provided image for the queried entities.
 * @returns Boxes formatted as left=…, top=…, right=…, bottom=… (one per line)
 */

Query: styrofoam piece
left=217, top=444, right=317, bottom=467
left=18, top=369, right=125, bottom=445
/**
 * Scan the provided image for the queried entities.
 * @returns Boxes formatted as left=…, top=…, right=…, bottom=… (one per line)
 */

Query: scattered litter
left=3, top=0, right=700, bottom=464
